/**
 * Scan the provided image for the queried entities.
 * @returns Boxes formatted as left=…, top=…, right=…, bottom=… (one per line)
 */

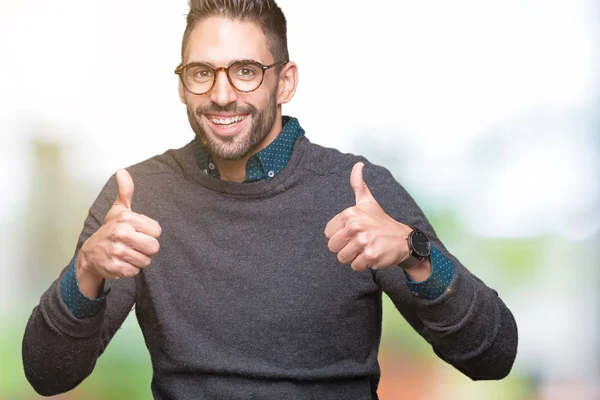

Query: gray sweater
left=23, top=136, right=518, bottom=399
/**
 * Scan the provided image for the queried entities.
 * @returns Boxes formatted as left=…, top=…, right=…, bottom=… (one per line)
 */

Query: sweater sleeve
left=364, top=163, right=518, bottom=381
left=22, top=174, right=137, bottom=396
left=59, top=254, right=107, bottom=319
left=404, top=245, right=455, bottom=300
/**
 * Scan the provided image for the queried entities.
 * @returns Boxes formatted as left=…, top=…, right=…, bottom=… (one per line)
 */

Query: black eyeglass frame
left=174, top=60, right=288, bottom=95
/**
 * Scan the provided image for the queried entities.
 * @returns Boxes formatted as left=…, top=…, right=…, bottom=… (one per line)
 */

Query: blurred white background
left=1, top=0, right=598, bottom=399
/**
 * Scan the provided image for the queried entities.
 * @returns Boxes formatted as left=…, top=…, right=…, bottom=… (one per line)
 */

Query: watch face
left=410, top=230, right=431, bottom=258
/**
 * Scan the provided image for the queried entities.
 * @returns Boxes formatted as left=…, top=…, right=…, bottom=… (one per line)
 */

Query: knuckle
left=117, top=210, right=133, bottom=223
left=347, top=221, right=362, bottom=233
left=344, top=207, right=357, bottom=218
left=112, top=226, right=129, bottom=242
left=111, top=242, right=126, bottom=258
left=363, top=249, right=377, bottom=262
left=357, top=232, right=369, bottom=247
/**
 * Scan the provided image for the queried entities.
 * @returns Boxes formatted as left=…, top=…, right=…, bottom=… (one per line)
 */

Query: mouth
left=203, top=113, right=250, bottom=137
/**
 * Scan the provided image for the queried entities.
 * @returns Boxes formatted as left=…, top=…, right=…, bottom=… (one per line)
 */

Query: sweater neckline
left=180, top=135, right=309, bottom=196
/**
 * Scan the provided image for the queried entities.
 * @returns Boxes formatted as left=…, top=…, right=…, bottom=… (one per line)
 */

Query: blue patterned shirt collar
left=192, top=116, right=304, bottom=182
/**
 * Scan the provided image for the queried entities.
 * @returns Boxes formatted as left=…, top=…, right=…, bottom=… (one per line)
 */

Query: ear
left=178, top=80, right=186, bottom=104
left=276, top=61, right=298, bottom=105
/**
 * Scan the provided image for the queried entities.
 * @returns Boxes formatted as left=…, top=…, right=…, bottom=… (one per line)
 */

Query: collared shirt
left=193, top=116, right=304, bottom=182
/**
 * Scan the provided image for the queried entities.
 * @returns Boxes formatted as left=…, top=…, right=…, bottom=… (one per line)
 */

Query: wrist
left=397, top=225, right=431, bottom=270
left=404, top=257, right=432, bottom=282
left=76, top=250, right=104, bottom=298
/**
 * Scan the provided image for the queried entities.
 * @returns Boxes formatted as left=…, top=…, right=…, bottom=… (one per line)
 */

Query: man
left=22, top=0, right=518, bottom=399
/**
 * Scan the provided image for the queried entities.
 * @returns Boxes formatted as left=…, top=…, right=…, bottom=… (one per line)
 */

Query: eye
left=232, top=63, right=261, bottom=80
left=195, top=69, right=213, bottom=78
left=236, top=67, right=255, bottom=77
left=187, top=65, right=214, bottom=81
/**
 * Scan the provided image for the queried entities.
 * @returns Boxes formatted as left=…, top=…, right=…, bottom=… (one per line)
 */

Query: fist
left=324, top=162, right=412, bottom=272
left=78, top=169, right=162, bottom=280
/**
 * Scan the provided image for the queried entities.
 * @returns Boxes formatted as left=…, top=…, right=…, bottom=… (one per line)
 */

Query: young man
left=23, top=1, right=518, bottom=399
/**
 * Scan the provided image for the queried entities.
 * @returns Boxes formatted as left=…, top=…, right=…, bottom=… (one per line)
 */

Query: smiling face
left=179, top=17, right=292, bottom=161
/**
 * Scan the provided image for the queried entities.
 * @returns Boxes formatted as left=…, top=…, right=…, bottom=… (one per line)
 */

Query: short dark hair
left=181, top=0, right=289, bottom=64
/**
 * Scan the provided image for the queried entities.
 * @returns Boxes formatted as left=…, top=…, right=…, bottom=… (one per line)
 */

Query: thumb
left=350, top=162, right=376, bottom=205
left=114, top=169, right=134, bottom=210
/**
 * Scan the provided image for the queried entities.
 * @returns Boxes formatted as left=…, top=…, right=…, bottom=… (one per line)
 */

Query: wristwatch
left=397, top=226, right=431, bottom=269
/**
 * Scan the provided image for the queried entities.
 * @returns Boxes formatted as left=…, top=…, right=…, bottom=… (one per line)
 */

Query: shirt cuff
left=405, top=245, right=455, bottom=300
left=59, top=255, right=107, bottom=319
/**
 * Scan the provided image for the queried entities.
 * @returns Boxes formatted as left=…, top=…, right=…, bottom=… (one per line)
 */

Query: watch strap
left=397, top=254, right=423, bottom=270
left=397, top=226, right=429, bottom=270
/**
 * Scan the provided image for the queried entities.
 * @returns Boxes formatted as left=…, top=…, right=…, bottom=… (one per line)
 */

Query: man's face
left=180, top=17, right=280, bottom=161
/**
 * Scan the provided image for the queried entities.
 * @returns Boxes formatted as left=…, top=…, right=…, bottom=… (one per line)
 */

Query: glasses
left=175, top=60, right=287, bottom=95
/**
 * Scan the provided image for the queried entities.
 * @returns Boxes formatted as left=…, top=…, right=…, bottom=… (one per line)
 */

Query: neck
left=214, top=108, right=283, bottom=183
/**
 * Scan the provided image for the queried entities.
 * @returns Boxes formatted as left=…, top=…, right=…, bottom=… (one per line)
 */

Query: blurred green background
left=1, top=0, right=598, bottom=399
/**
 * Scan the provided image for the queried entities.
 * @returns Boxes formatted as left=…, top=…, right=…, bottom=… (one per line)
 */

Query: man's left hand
left=324, top=162, right=414, bottom=272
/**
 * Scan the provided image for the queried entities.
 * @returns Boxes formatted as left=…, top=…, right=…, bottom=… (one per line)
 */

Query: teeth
left=210, top=115, right=246, bottom=125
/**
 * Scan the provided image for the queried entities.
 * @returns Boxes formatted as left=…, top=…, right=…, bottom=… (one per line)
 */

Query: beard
left=186, top=90, right=278, bottom=161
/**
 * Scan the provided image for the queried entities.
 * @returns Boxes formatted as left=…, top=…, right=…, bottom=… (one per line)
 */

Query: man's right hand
left=76, top=169, right=162, bottom=298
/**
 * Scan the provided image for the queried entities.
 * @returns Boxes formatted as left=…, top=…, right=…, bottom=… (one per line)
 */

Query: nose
left=209, top=69, right=237, bottom=106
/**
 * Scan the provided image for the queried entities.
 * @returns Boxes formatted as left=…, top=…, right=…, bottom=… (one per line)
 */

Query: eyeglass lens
left=182, top=62, right=264, bottom=94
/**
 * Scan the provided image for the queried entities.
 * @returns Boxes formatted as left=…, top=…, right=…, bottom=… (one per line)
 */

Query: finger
left=324, top=211, right=347, bottom=239
left=325, top=206, right=360, bottom=239
left=105, top=259, right=142, bottom=279
left=350, top=253, right=371, bottom=272
left=132, top=214, right=162, bottom=238
left=114, top=169, right=134, bottom=210
left=117, top=210, right=162, bottom=238
left=121, top=246, right=153, bottom=269
left=327, top=226, right=353, bottom=253
left=129, top=231, right=160, bottom=256
left=337, top=238, right=362, bottom=265
left=350, top=162, right=376, bottom=205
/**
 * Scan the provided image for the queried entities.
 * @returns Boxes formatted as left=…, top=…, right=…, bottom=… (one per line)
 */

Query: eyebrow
left=186, top=59, right=263, bottom=67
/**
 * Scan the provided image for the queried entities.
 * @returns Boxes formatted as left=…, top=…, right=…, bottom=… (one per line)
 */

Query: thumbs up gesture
left=76, top=169, right=162, bottom=295
left=324, top=162, right=413, bottom=272
left=103, top=169, right=136, bottom=223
